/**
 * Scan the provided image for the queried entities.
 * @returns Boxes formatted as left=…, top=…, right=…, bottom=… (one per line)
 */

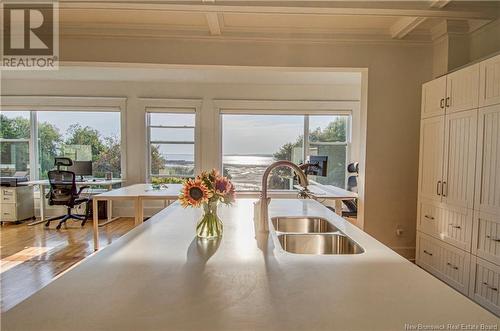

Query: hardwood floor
left=0, top=218, right=134, bottom=312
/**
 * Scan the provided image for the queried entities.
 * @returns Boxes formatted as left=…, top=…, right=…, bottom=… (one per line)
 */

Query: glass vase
left=196, top=201, right=223, bottom=239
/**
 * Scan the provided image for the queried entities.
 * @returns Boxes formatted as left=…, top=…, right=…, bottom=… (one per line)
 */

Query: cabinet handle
left=482, top=282, right=498, bottom=291
left=440, top=98, right=445, bottom=109
left=423, top=250, right=433, bottom=256
left=485, top=235, right=500, bottom=242
left=446, top=262, right=459, bottom=270
left=442, top=181, right=447, bottom=197
left=449, top=224, right=461, bottom=230
left=424, top=215, right=435, bottom=220
left=445, top=97, right=450, bottom=107
left=437, top=181, right=442, bottom=196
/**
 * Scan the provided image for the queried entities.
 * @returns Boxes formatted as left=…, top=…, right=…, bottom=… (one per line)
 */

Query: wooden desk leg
left=28, top=184, right=47, bottom=226
left=93, top=198, right=99, bottom=251
left=335, top=200, right=343, bottom=216
left=107, top=199, right=112, bottom=222
left=134, top=198, right=143, bottom=226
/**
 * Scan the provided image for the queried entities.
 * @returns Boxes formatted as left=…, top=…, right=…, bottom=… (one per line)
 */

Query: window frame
left=0, top=96, right=127, bottom=180
left=142, top=98, right=202, bottom=181
left=216, top=100, right=356, bottom=191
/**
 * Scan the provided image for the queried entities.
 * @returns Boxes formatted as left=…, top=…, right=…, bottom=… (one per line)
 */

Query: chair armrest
left=77, top=186, right=90, bottom=195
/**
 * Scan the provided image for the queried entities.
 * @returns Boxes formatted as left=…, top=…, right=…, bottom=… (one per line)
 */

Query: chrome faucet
left=259, top=160, right=310, bottom=232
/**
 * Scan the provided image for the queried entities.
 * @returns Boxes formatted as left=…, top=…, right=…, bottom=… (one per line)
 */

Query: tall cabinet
left=416, top=55, right=500, bottom=317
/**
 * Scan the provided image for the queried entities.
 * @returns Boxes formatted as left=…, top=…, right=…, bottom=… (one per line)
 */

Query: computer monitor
left=307, top=156, right=328, bottom=177
left=68, top=161, right=93, bottom=180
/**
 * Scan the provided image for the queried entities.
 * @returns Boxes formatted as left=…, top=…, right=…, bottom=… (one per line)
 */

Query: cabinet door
left=475, top=105, right=500, bottom=216
left=479, top=54, right=500, bottom=107
left=422, top=76, right=446, bottom=119
left=446, top=64, right=479, bottom=113
left=442, top=109, right=478, bottom=209
left=419, top=116, right=445, bottom=202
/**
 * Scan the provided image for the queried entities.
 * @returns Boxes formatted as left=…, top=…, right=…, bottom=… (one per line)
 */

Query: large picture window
left=147, top=112, right=196, bottom=179
left=0, top=111, right=31, bottom=176
left=222, top=114, right=350, bottom=191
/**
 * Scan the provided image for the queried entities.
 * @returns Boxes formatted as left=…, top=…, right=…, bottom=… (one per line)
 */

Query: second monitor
left=68, top=161, right=93, bottom=181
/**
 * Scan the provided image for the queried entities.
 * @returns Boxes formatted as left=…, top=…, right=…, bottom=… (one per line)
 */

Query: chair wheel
left=45, top=222, right=50, bottom=227
left=56, top=224, right=61, bottom=230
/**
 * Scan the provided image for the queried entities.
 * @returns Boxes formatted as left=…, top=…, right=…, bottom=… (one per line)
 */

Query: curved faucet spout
left=258, top=160, right=309, bottom=232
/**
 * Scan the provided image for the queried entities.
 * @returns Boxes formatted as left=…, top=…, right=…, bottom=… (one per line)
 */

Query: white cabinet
left=446, top=64, right=480, bottom=114
left=0, top=186, right=34, bottom=222
left=479, top=54, right=500, bottom=107
left=422, top=76, right=446, bottom=118
left=475, top=104, right=500, bottom=216
left=442, top=109, right=478, bottom=209
left=469, top=257, right=500, bottom=316
left=418, top=116, right=445, bottom=202
left=416, top=233, right=471, bottom=295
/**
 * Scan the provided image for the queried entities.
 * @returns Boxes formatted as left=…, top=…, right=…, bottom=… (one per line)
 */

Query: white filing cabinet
left=0, top=186, right=35, bottom=223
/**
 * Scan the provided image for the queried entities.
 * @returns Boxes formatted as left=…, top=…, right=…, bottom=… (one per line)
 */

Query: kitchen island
left=2, top=199, right=497, bottom=330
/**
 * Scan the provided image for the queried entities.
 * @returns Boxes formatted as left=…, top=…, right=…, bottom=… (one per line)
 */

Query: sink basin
left=271, top=217, right=339, bottom=233
left=277, top=233, right=364, bottom=255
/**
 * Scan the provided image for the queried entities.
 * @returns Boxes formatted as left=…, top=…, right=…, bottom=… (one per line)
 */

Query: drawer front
left=470, top=257, right=500, bottom=316
left=418, top=201, right=472, bottom=251
left=1, top=188, right=16, bottom=203
left=0, top=204, right=17, bottom=221
left=417, top=232, right=471, bottom=295
left=473, top=211, right=500, bottom=266
left=417, top=232, right=440, bottom=272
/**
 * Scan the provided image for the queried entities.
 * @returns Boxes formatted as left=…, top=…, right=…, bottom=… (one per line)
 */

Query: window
left=147, top=112, right=196, bottom=178
left=222, top=114, right=350, bottom=191
left=37, top=111, right=121, bottom=179
left=0, top=111, right=31, bottom=176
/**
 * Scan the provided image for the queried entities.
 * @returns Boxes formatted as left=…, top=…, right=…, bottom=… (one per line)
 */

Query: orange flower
left=179, top=179, right=212, bottom=208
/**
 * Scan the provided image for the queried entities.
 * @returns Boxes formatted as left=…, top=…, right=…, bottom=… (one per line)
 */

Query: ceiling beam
left=429, top=0, right=452, bottom=9
left=390, top=17, right=427, bottom=39
left=205, top=12, right=222, bottom=35
left=59, top=2, right=497, bottom=21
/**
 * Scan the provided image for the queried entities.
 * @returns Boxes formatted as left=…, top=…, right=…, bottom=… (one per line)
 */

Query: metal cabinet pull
left=446, top=262, right=459, bottom=270
left=437, top=181, right=442, bottom=196
left=423, top=250, right=433, bottom=256
left=445, top=97, right=450, bottom=107
left=485, top=235, right=500, bottom=242
left=424, top=215, right=435, bottom=220
left=449, top=224, right=461, bottom=230
left=482, top=282, right=498, bottom=291
left=440, top=98, right=445, bottom=109
left=442, top=181, right=447, bottom=197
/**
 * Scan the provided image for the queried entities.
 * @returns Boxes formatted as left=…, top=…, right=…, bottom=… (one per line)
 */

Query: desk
left=296, top=183, right=358, bottom=216
left=91, top=183, right=182, bottom=250
left=24, top=179, right=123, bottom=226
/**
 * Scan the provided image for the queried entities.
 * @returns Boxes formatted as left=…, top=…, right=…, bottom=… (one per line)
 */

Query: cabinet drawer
left=417, top=232, right=471, bottom=295
left=473, top=211, right=500, bottom=266
left=0, top=204, right=17, bottom=221
left=470, top=257, right=500, bottom=316
left=417, top=201, right=472, bottom=251
left=0, top=188, right=16, bottom=203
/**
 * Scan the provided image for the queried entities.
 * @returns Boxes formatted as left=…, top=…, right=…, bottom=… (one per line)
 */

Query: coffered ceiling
left=54, top=1, right=500, bottom=43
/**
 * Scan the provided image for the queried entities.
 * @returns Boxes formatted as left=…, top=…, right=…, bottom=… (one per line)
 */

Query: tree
left=93, top=136, right=121, bottom=177
left=65, top=124, right=105, bottom=160
left=0, top=114, right=30, bottom=139
left=38, top=122, right=63, bottom=177
left=150, top=145, right=167, bottom=175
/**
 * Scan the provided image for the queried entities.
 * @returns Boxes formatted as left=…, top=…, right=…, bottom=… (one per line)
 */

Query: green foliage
left=65, top=124, right=105, bottom=160
left=0, top=114, right=30, bottom=139
left=151, top=176, right=186, bottom=184
left=38, top=122, right=63, bottom=178
left=150, top=145, right=167, bottom=175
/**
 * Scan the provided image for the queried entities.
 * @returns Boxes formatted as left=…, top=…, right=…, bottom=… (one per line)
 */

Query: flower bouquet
left=179, top=169, right=236, bottom=239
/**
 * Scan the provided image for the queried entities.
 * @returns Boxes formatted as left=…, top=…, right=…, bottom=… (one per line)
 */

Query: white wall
left=469, top=18, right=500, bottom=62
left=2, top=36, right=434, bottom=259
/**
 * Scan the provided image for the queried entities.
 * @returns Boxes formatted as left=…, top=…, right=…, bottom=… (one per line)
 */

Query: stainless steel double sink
left=271, top=217, right=364, bottom=255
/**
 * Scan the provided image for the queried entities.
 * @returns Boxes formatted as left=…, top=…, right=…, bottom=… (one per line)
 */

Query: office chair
left=44, top=157, right=90, bottom=230
left=342, top=162, right=358, bottom=218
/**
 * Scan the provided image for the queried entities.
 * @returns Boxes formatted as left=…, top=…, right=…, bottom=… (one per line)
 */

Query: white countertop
left=2, top=199, right=497, bottom=330
left=93, top=183, right=182, bottom=199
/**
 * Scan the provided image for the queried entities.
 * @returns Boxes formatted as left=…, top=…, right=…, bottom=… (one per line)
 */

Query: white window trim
left=214, top=99, right=359, bottom=189
left=1, top=96, right=127, bottom=180
left=139, top=98, right=202, bottom=181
